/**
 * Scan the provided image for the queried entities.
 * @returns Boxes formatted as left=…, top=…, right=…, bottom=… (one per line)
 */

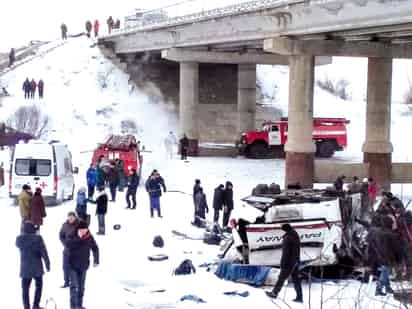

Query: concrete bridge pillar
left=285, top=55, right=316, bottom=188
left=238, top=64, right=256, bottom=133
left=180, top=62, right=199, bottom=149
left=362, top=57, right=393, bottom=192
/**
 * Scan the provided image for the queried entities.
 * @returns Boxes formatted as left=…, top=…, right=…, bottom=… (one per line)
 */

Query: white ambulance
left=9, top=140, right=76, bottom=205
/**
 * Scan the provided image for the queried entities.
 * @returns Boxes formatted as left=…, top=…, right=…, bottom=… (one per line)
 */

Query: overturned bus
left=220, top=189, right=369, bottom=268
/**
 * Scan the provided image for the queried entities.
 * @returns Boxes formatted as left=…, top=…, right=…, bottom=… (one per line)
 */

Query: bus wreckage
left=220, top=188, right=370, bottom=269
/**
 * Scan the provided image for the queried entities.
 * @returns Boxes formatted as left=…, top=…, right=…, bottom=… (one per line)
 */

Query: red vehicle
left=91, top=135, right=142, bottom=175
left=238, top=117, right=350, bottom=159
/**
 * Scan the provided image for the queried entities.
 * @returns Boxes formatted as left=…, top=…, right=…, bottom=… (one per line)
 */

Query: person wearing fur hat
left=16, top=221, right=50, bottom=309
left=66, top=220, right=99, bottom=309
left=266, top=223, right=302, bottom=303
left=30, top=188, right=47, bottom=229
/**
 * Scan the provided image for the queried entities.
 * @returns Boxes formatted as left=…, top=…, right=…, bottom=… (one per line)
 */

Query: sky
left=0, top=0, right=249, bottom=52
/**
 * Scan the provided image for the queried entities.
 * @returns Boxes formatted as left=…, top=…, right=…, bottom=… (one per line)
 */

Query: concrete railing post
left=238, top=64, right=256, bottom=133
left=285, top=55, right=315, bottom=188
left=362, top=57, right=393, bottom=192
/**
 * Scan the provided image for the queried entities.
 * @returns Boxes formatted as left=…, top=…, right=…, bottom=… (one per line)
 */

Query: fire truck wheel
left=249, top=143, right=268, bottom=159
left=317, top=141, right=336, bottom=158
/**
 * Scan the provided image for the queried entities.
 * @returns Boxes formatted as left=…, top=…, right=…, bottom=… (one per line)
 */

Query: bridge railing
left=104, top=0, right=305, bottom=38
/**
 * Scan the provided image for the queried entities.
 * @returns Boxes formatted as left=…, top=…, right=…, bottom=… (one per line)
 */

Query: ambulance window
left=15, top=159, right=51, bottom=176
left=271, top=125, right=279, bottom=132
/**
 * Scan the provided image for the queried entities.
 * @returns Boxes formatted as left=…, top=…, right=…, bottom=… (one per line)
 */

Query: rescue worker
left=18, top=185, right=32, bottom=223
left=66, top=221, right=99, bottom=309
left=266, top=223, right=303, bottom=303
left=16, top=221, right=50, bottom=309
left=126, top=168, right=139, bottom=209
left=94, top=19, right=100, bottom=37
left=145, top=170, right=166, bottom=218
left=85, top=20, right=92, bottom=38
left=30, top=78, right=37, bottom=99
left=164, top=131, right=177, bottom=159
left=95, top=186, right=108, bottom=235
left=61, top=23, right=68, bottom=40
left=212, top=184, right=225, bottom=224
left=59, top=212, right=78, bottom=288
left=22, top=78, right=31, bottom=99
left=107, top=16, right=114, bottom=34
left=194, top=187, right=209, bottom=227
left=180, top=134, right=189, bottom=161
left=193, top=179, right=201, bottom=222
left=9, top=47, right=15, bottom=67
left=30, top=188, right=47, bottom=230
left=37, top=79, right=44, bottom=99
left=86, top=164, right=97, bottom=200
left=223, top=181, right=234, bottom=228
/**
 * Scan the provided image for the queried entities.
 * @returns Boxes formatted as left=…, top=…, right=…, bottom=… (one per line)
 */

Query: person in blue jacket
left=86, top=164, right=97, bottom=200
left=76, top=187, right=88, bottom=222
left=145, top=169, right=166, bottom=218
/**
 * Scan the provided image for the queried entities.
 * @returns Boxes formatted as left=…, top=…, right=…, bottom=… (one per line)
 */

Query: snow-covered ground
left=1, top=36, right=412, bottom=308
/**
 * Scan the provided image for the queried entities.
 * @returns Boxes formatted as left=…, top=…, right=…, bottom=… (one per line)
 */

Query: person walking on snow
left=266, top=223, right=303, bottom=303
left=115, top=19, right=120, bottom=29
left=61, top=23, right=68, bottom=40
left=180, top=134, right=189, bottom=161
left=22, top=78, right=31, bottom=99
left=108, top=162, right=120, bottom=202
left=107, top=16, right=114, bottom=34
left=59, top=211, right=79, bottom=288
left=164, top=131, right=177, bottom=159
left=95, top=186, right=108, bottom=235
left=66, top=221, right=99, bottom=309
left=30, top=78, right=37, bottom=99
left=16, top=221, right=50, bottom=309
left=145, top=170, right=166, bottom=218
left=213, top=184, right=225, bottom=224
left=222, top=181, right=234, bottom=228
left=76, top=187, right=88, bottom=223
left=192, top=179, right=202, bottom=222
left=30, top=188, right=47, bottom=230
left=18, top=184, right=32, bottom=223
left=85, top=20, right=92, bottom=38
left=37, top=79, right=44, bottom=99
left=126, top=168, right=139, bottom=209
left=86, top=164, right=97, bottom=200
left=94, top=19, right=100, bottom=37
left=194, top=187, right=209, bottom=227
left=9, top=48, right=15, bottom=67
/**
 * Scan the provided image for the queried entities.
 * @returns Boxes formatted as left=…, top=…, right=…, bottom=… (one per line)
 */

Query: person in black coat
left=126, top=168, right=140, bottom=209
left=95, top=186, right=108, bottom=235
left=22, top=78, right=31, bottom=99
left=66, top=221, right=99, bottom=309
left=193, top=179, right=201, bottom=221
left=9, top=47, right=15, bottom=67
left=334, top=175, right=346, bottom=192
left=59, top=211, right=78, bottom=288
left=16, top=222, right=50, bottom=309
left=194, top=187, right=209, bottom=227
left=108, top=163, right=120, bottom=202
left=223, top=181, right=234, bottom=228
left=180, top=134, right=189, bottom=160
left=266, top=223, right=302, bottom=302
left=213, top=184, right=225, bottom=224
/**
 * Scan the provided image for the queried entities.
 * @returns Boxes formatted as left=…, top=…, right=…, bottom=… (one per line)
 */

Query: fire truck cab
left=238, top=117, right=350, bottom=159
left=91, top=135, right=142, bottom=176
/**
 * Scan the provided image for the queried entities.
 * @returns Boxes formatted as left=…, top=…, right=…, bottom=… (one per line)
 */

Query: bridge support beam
left=362, top=57, right=393, bottom=192
left=238, top=64, right=256, bottom=133
left=180, top=62, right=199, bottom=152
left=285, top=55, right=315, bottom=189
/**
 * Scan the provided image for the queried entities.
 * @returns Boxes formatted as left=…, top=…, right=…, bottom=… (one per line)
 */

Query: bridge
left=99, top=0, right=412, bottom=190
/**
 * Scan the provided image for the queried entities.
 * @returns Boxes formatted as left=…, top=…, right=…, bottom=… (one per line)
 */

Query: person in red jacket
left=30, top=78, right=37, bottom=99
left=30, top=188, right=47, bottom=230
left=94, top=19, right=100, bottom=37
left=368, top=177, right=377, bottom=210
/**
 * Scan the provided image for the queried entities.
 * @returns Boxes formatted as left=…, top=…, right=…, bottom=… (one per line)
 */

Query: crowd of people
left=60, top=16, right=121, bottom=41
left=22, top=78, right=44, bottom=99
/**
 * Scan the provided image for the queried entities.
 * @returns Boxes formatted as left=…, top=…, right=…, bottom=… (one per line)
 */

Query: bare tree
left=6, top=106, right=50, bottom=138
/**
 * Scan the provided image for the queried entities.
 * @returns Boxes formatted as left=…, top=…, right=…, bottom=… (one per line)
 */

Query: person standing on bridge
left=266, top=223, right=303, bottom=303
left=107, top=16, right=114, bottom=34
left=9, top=48, right=15, bottom=67
left=94, top=19, right=100, bottom=37
left=85, top=20, right=92, bottom=38
left=37, top=79, right=44, bottom=99
left=61, top=23, right=68, bottom=40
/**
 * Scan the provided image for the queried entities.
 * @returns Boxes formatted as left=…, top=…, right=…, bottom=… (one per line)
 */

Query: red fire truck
left=238, top=117, right=350, bottom=159
left=91, top=135, right=142, bottom=176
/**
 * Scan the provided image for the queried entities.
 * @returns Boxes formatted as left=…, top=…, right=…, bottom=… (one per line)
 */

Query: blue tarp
left=215, top=262, right=271, bottom=286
